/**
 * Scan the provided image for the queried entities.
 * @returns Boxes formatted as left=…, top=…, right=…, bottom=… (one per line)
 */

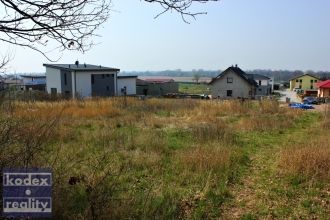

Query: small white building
left=44, top=62, right=120, bottom=98
left=117, top=76, right=137, bottom=95
left=20, top=75, right=46, bottom=85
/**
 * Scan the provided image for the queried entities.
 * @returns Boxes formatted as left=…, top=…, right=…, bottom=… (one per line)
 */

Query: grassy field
left=179, top=84, right=212, bottom=94
left=1, top=96, right=330, bottom=219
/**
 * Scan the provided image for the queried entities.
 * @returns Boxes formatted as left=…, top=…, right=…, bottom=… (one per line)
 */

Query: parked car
left=302, top=96, right=318, bottom=105
left=293, top=87, right=304, bottom=93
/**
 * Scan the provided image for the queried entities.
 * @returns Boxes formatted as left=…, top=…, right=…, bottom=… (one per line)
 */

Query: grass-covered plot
left=1, top=95, right=330, bottom=219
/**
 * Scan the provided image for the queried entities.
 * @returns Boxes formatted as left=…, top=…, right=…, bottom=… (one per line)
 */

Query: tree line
left=119, top=69, right=330, bottom=82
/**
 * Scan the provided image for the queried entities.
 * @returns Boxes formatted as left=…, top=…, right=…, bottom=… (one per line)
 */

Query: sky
left=1, top=0, right=330, bottom=73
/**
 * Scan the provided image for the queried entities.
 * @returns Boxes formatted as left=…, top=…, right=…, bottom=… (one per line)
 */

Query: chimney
left=75, top=60, right=79, bottom=66
left=235, top=64, right=237, bottom=67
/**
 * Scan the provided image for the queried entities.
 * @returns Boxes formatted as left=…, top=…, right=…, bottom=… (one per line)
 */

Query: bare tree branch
left=0, top=0, right=218, bottom=71
left=0, top=47, right=15, bottom=73
left=143, top=0, right=220, bottom=24
left=0, top=0, right=113, bottom=63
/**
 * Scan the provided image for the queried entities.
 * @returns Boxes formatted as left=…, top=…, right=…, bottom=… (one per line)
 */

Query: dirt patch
left=307, top=104, right=330, bottom=112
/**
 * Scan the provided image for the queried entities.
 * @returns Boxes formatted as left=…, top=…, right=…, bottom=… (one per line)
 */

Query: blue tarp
left=288, top=103, right=315, bottom=109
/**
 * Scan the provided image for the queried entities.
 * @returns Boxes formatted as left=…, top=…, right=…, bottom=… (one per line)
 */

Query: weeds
left=0, top=96, right=321, bottom=219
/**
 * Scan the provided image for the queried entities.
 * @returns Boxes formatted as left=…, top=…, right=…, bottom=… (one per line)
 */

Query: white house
left=20, top=75, right=46, bottom=85
left=247, top=74, right=273, bottom=95
left=117, top=76, right=137, bottom=95
left=44, top=62, right=120, bottom=98
left=209, top=65, right=259, bottom=99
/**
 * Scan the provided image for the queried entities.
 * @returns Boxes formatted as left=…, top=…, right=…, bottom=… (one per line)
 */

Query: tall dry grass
left=0, top=96, right=305, bottom=219
left=277, top=132, right=330, bottom=182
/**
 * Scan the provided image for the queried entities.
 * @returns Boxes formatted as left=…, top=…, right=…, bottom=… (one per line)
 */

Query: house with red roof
left=144, top=79, right=174, bottom=83
left=316, top=79, right=330, bottom=97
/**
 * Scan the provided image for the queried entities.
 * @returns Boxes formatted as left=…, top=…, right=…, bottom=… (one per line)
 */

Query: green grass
left=1, top=97, right=330, bottom=219
left=179, top=83, right=211, bottom=94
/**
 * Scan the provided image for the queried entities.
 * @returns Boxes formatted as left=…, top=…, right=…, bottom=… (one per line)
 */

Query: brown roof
left=3, top=78, right=23, bottom=84
left=144, top=79, right=174, bottom=83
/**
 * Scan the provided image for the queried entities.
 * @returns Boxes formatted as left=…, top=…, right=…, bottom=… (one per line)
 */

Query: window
left=91, top=74, right=94, bottom=84
left=32, top=78, right=34, bottom=81
left=315, top=80, right=317, bottom=82
left=258, top=88, right=262, bottom=91
left=106, top=74, right=109, bottom=77
left=64, top=73, right=67, bottom=85
left=51, top=88, right=57, bottom=94
left=310, top=79, right=313, bottom=83
left=111, top=74, right=114, bottom=77
left=102, top=74, right=105, bottom=78
left=227, top=78, right=233, bottom=83
left=258, top=80, right=261, bottom=86
left=310, top=86, right=313, bottom=89
left=227, top=90, right=233, bottom=97
left=296, top=79, right=298, bottom=82
left=300, top=79, right=302, bottom=82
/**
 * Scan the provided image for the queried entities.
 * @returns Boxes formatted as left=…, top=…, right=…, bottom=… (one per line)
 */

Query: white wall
left=75, top=72, right=92, bottom=97
left=75, top=71, right=118, bottom=97
left=22, top=77, right=46, bottom=84
left=269, top=77, right=274, bottom=90
left=117, top=78, right=136, bottom=95
left=46, top=67, right=61, bottom=94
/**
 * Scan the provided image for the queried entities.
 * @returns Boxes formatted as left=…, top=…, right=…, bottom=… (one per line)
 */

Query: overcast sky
left=2, top=0, right=330, bottom=73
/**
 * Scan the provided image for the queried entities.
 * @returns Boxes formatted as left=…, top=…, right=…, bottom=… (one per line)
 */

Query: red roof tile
left=316, top=80, right=330, bottom=89
left=144, top=79, right=174, bottom=83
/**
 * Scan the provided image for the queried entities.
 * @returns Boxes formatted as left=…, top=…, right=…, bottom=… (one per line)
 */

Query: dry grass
left=278, top=132, right=330, bottom=181
left=177, top=144, right=232, bottom=173
left=0, top=97, right=311, bottom=219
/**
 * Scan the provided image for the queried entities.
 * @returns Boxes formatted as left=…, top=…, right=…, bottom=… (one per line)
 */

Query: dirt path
left=220, top=141, right=278, bottom=219
left=220, top=113, right=330, bottom=219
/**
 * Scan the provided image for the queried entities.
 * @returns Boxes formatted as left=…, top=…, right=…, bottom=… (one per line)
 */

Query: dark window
left=65, top=91, right=70, bottom=95
left=64, top=73, right=67, bottom=85
left=111, top=74, right=114, bottom=77
left=51, top=88, right=57, bottom=94
left=227, top=78, right=233, bottom=83
left=106, top=74, right=109, bottom=77
left=258, top=88, right=262, bottom=91
left=91, top=74, right=94, bottom=84
left=107, top=86, right=109, bottom=91
left=296, top=79, right=298, bottom=82
left=300, top=79, right=302, bottom=82
left=315, top=80, right=317, bottom=82
left=102, top=74, right=105, bottom=78
left=259, top=80, right=261, bottom=85
left=227, top=90, right=233, bottom=97
left=32, top=78, right=34, bottom=81
left=310, top=79, right=313, bottom=83
left=310, top=86, right=313, bottom=89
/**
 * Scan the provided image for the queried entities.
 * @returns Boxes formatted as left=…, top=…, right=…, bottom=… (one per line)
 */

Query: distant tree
left=305, top=70, right=315, bottom=75
left=291, top=70, right=304, bottom=80
left=192, top=72, right=201, bottom=84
